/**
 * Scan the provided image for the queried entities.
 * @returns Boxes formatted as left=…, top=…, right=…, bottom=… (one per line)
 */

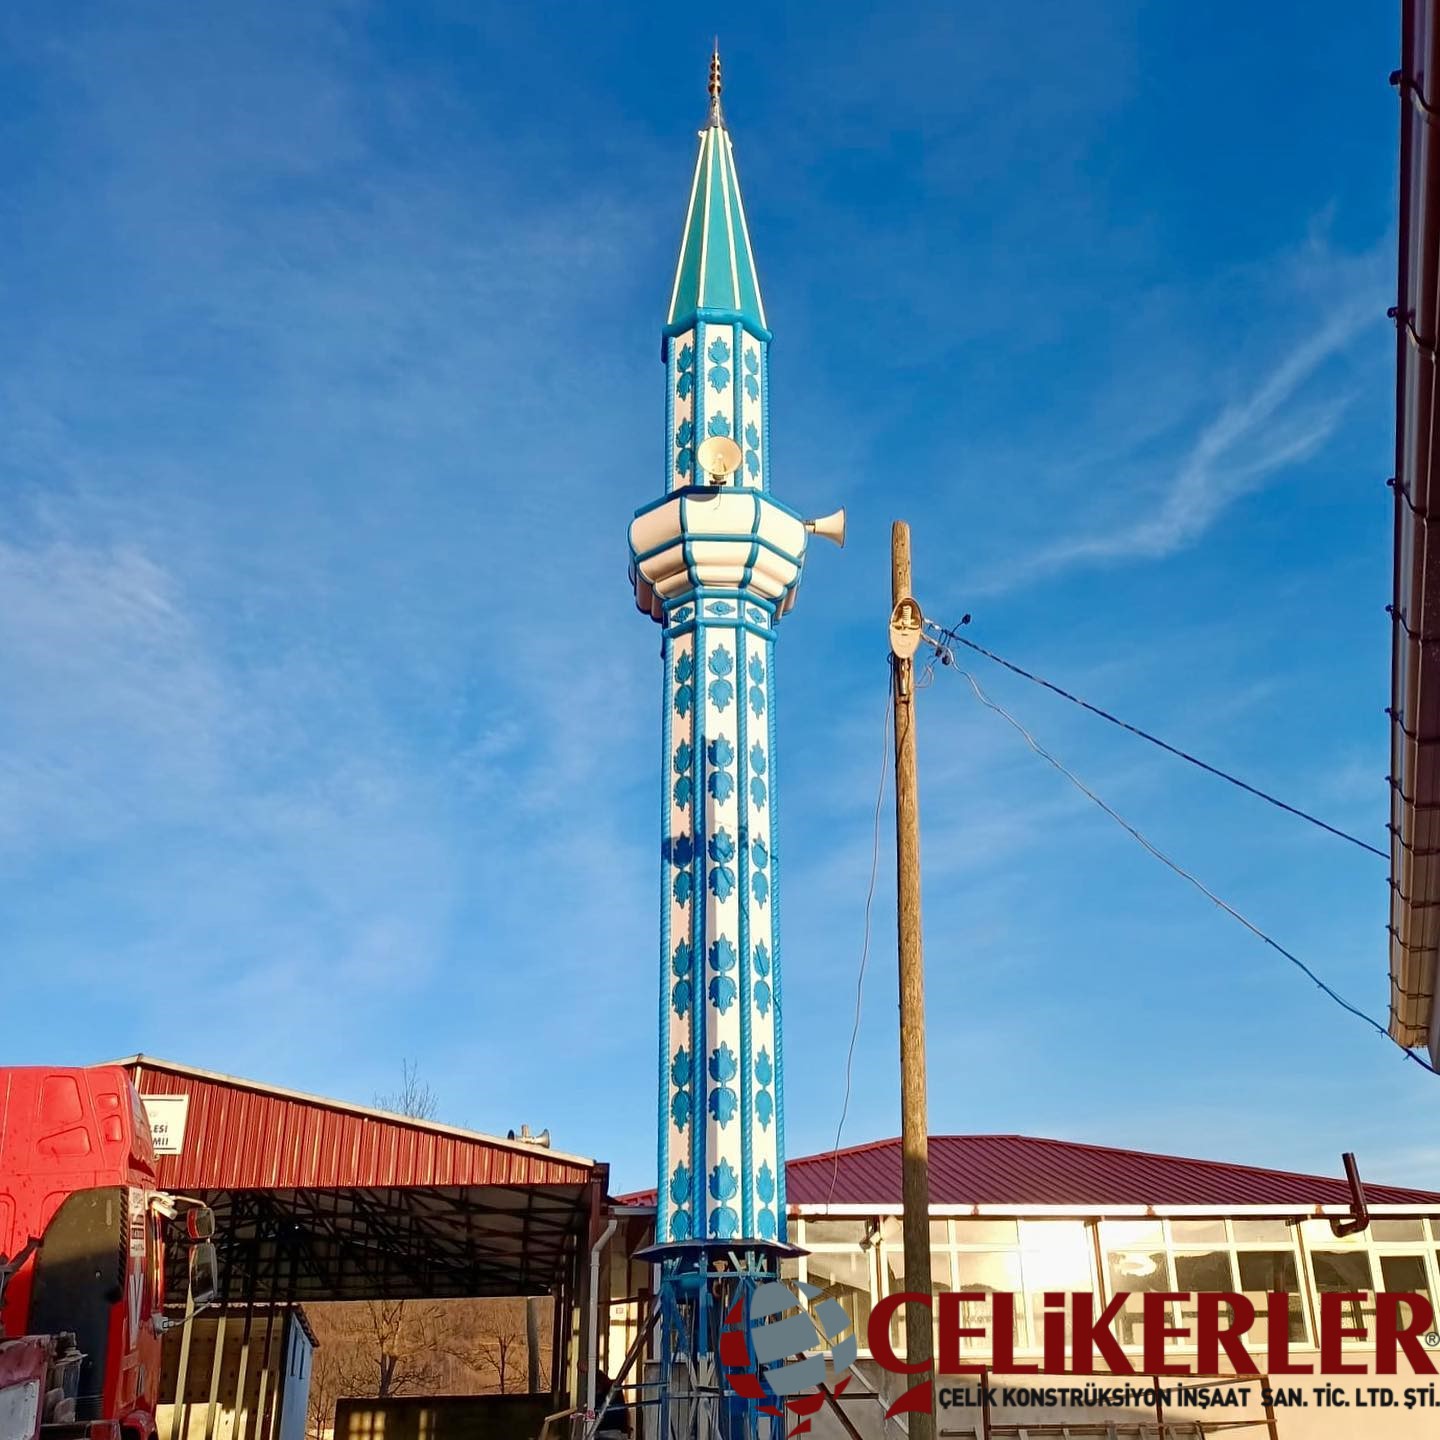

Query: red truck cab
left=0, top=1067, right=215, bottom=1440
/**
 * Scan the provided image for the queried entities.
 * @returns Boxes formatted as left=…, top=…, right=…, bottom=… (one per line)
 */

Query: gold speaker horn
left=696, top=435, right=743, bottom=485
left=804, top=507, right=846, bottom=549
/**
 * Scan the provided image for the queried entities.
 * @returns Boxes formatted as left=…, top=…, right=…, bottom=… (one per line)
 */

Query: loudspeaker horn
left=804, top=507, right=846, bottom=549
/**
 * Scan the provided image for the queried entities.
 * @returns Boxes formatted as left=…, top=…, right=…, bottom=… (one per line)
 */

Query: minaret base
left=651, top=1249, right=790, bottom=1440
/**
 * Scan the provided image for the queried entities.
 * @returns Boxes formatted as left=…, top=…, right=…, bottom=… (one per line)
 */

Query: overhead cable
left=826, top=677, right=892, bottom=1209
left=934, top=653, right=1436, bottom=1076
left=930, top=623, right=1387, bottom=860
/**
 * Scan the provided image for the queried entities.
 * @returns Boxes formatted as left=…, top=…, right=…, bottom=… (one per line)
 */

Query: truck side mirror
left=186, top=1207, right=216, bottom=1241
left=190, top=1242, right=219, bottom=1305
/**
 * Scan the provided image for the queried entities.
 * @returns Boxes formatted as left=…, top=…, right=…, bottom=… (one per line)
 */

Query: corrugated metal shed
left=115, top=1056, right=606, bottom=1304
left=618, top=1134, right=1440, bottom=1211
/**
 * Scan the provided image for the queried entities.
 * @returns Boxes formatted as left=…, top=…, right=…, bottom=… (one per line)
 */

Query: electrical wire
left=935, top=653, right=1438, bottom=1077
left=931, top=623, right=1388, bottom=861
left=826, top=674, right=893, bottom=1209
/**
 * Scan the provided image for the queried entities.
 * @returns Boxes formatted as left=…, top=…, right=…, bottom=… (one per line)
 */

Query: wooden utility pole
left=889, top=520, right=934, bottom=1437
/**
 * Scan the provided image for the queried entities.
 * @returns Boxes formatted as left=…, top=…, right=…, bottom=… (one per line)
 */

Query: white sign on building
left=141, top=1094, right=190, bottom=1155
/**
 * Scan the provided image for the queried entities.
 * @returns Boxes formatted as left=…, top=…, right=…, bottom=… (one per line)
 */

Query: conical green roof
left=666, top=111, right=767, bottom=334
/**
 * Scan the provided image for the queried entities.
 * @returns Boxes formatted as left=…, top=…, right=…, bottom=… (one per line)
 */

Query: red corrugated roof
left=119, top=1054, right=597, bottom=1190
left=617, top=1135, right=1440, bottom=1209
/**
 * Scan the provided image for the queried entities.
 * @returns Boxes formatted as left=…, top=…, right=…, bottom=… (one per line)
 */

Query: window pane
left=953, top=1220, right=1019, bottom=1246
left=878, top=1216, right=949, bottom=1247
left=1372, top=1220, right=1427, bottom=1242
left=1302, top=1219, right=1365, bottom=1248
left=1101, top=1221, right=1164, bottom=1248
left=1237, top=1251, right=1305, bottom=1342
left=807, top=1250, right=872, bottom=1341
left=884, top=1248, right=953, bottom=1296
left=954, top=1251, right=1025, bottom=1353
left=805, top=1219, right=869, bottom=1245
left=882, top=1248, right=949, bottom=1358
left=1232, top=1220, right=1293, bottom=1242
left=1174, top=1251, right=1235, bottom=1290
left=1378, top=1255, right=1432, bottom=1335
left=1170, top=1220, right=1227, bottom=1244
left=1174, top=1251, right=1236, bottom=1340
left=1022, top=1224, right=1095, bottom=1352
left=1311, top=1251, right=1375, bottom=1335
left=1105, top=1249, right=1171, bottom=1347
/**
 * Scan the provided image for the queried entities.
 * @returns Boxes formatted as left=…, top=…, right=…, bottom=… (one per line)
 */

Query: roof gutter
left=1388, top=0, right=1440, bottom=1063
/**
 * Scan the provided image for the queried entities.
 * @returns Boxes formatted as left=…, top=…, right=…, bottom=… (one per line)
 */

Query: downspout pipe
left=585, top=1216, right=619, bottom=1421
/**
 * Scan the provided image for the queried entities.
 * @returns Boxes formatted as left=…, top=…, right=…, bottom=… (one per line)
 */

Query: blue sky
left=2, top=1, right=1428, bottom=1193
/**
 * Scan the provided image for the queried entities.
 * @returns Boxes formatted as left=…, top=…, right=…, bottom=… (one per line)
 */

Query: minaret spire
left=708, top=42, right=724, bottom=127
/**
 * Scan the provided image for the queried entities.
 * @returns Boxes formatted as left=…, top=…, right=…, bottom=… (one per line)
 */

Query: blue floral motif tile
left=710, top=1204, right=739, bottom=1239
left=708, top=974, right=737, bottom=1012
left=755, top=1089, right=773, bottom=1128
left=756, top=1206, right=776, bottom=1239
left=707, top=735, right=735, bottom=800
left=670, top=1046, right=689, bottom=1087
left=754, top=978, right=772, bottom=1016
left=756, top=1161, right=776, bottom=1203
left=671, top=1088, right=691, bottom=1130
left=751, top=871, right=769, bottom=906
left=707, top=829, right=736, bottom=899
left=708, top=646, right=735, bottom=711
left=709, top=1042, right=738, bottom=1082
left=670, top=1163, right=691, bottom=1206
left=708, top=1086, right=738, bottom=1125
left=671, top=1207, right=691, bottom=1240
left=672, top=939, right=692, bottom=978
left=708, top=937, right=737, bottom=972
left=707, top=413, right=732, bottom=438
left=671, top=977, right=692, bottom=1016
left=673, top=740, right=694, bottom=809
left=751, top=940, right=770, bottom=977
left=709, top=1158, right=738, bottom=1200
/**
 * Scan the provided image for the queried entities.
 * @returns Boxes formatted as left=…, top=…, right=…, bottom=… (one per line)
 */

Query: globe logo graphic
left=719, top=1280, right=856, bottom=1437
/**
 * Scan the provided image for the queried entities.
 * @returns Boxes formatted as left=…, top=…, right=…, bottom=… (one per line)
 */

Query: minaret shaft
left=658, top=606, right=786, bottom=1243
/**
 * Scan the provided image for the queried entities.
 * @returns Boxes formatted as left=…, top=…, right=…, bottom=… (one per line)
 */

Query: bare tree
left=373, top=1058, right=438, bottom=1121
left=306, top=1064, right=449, bottom=1440
left=443, top=1298, right=546, bottom=1395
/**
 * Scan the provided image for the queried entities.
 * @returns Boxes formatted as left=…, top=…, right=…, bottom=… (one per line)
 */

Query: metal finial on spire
left=707, top=43, right=724, bottom=127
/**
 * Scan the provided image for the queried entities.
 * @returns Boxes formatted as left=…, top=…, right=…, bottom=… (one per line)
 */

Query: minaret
left=628, top=50, right=842, bottom=1435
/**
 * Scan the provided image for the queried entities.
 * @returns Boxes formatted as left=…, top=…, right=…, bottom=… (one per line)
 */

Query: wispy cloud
left=964, top=243, right=1387, bottom=596
left=1039, top=300, right=1372, bottom=569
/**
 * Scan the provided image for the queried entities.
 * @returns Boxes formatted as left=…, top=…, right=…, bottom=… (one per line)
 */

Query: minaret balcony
left=629, top=486, right=807, bottom=622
